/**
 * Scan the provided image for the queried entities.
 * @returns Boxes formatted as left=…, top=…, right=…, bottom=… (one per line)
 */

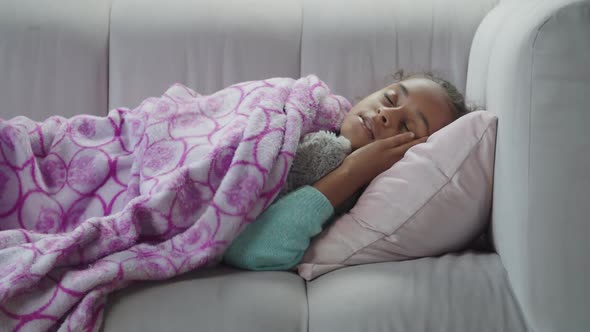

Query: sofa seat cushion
left=307, top=252, right=529, bottom=332
left=102, top=267, right=308, bottom=332
left=103, top=253, right=529, bottom=332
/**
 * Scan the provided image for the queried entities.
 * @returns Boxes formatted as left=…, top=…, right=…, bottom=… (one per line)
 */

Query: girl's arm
left=314, top=132, right=426, bottom=207
left=223, top=132, right=425, bottom=271
left=222, top=185, right=334, bottom=271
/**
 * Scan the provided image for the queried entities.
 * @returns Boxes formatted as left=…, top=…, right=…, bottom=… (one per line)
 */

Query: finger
left=381, top=132, right=415, bottom=147
left=392, top=136, right=428, bottom=152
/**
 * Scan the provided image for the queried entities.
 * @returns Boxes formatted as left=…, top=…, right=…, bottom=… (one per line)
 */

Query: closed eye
left=384, top=93, right=395, bottom=107
left=401, top=121, right=410, bottom=132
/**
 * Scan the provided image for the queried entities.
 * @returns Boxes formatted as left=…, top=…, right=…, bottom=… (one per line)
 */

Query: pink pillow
left=297, top=111, right=497, bottom=280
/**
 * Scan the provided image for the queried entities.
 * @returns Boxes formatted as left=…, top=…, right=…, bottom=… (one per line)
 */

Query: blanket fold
left=0, top=75, right=350, bottom=331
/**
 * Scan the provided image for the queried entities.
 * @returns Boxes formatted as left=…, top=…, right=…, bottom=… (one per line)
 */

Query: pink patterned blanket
left=0, top=75, right=349, bottom=331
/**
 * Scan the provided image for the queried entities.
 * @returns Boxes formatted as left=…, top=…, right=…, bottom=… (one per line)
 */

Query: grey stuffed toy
left=280, top=130, right=351, bottom=197
left=279, top=130, right=362, bottom=214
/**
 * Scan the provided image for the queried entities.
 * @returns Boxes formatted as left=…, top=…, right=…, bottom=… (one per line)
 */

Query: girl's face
left=340, top=77, right=455, bottom=150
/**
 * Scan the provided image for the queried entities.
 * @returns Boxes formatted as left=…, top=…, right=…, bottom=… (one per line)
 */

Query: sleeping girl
left=0, top=69, right=472, bottom=331
left=0, top=70, right=470, bottom=273
left=223, top=70, right=473, bottom=270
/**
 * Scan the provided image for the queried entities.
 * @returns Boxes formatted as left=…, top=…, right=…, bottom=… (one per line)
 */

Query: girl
left=223, top=71, right=473, bottom=271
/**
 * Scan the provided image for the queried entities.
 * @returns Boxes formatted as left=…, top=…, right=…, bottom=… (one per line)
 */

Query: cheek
left=340, top=116, right=367, bottom=149
left=428, top=118, right=449, bottom=135
left=348, top=104, right=363, bottom=116
left=342, top=115, right=362, bottom=136
left=435, top=110, right=456, bottom=133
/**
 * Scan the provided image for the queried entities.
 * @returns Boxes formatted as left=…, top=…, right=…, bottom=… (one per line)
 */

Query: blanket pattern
left=0, top=75, right=350, bottom=331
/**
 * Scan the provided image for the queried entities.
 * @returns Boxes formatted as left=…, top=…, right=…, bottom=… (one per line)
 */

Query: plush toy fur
left=280, top=130, right=352, bottom=197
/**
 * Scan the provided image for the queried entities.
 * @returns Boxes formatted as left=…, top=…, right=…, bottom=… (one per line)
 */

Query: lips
left=358, top=115, right=375, bottom=140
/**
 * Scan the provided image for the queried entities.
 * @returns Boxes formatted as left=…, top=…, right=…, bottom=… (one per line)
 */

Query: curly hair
left=388, top=69, right=479, bottom=120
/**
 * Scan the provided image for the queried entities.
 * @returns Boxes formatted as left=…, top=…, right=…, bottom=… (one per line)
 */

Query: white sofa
left=1, top=0, right=589, bottom=331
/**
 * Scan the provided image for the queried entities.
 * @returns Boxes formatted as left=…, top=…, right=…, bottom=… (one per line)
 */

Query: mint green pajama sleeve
left=223, top=186, right=334, bottom=271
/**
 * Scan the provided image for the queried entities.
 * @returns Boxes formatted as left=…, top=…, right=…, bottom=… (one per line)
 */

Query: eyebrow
left=399, top=83, right=430, bottom=133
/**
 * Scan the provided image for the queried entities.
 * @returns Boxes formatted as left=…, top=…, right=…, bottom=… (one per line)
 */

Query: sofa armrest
left=468, top=1, right=590, bottom=331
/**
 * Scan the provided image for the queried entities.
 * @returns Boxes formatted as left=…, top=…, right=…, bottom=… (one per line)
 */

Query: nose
left=376, top=107, right=401, bottom=127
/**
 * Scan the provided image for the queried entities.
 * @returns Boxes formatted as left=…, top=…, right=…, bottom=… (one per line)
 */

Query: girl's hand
left=341, top=132, right=427, bottom=186
left=313, top=132, right=427, bottom=207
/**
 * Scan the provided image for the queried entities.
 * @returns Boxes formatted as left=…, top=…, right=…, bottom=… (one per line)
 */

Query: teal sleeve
left=222, top=185, right=334, bottom=271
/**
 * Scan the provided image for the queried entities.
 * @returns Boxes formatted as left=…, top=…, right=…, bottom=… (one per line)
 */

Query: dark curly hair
left=388, top=69, right=479, bottom=120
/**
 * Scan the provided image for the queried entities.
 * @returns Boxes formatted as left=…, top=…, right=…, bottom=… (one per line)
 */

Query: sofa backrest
left=108, top=0, right=304, bottom=110
left=0, top=0, right=497, bottom=120
left=0, top=0, right=111, bottom=120
left=299, top=0, right=497, bottom=104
